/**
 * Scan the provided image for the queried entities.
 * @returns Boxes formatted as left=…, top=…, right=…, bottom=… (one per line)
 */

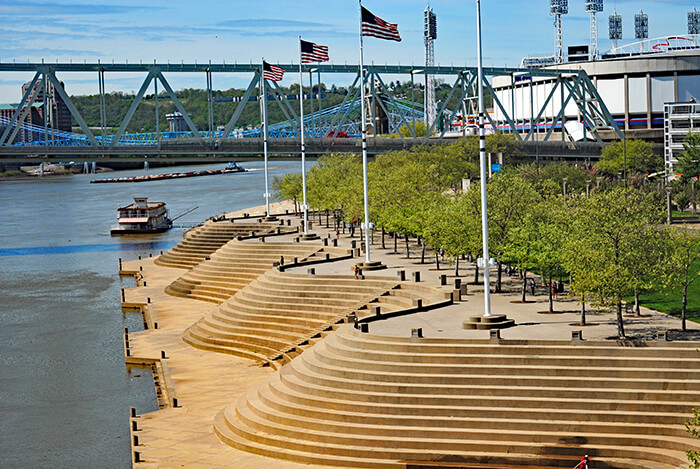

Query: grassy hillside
left=69, top=80, right=468, bottom=135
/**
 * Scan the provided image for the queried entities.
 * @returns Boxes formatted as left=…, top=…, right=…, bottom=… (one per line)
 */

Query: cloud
left=216, top=18, right=333, bottom=29
left=0, top=1, right=153, bottom=16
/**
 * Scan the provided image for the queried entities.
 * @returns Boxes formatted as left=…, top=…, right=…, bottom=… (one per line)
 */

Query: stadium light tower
left=689, top=7, right=700, bottom=45
left=635, top=10, right=649, bottom=52
left=609, top=9, right=622, bottom=51
left=550, top=0, right=568, bottom=63
left=585, top=0, right=604, bottom=60
left=424, top=4, right=437, bottom=130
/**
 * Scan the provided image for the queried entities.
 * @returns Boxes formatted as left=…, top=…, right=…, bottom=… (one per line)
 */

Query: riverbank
left=120, top=203, right=699, bottom=468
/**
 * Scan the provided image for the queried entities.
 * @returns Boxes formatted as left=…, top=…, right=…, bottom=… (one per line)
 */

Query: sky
left=0, top=0, right=696, bottom=101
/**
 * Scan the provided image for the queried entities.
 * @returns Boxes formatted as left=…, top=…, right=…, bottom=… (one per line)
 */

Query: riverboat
left=91, top=162, right=246, bottom=184
left=110, top=197, right=172, bottom=235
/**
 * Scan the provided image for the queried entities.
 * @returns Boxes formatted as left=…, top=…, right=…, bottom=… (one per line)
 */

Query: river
left=0, top=160, right=298, bottom=468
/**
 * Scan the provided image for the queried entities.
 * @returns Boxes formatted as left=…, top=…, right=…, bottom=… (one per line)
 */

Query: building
left=21, top=79, right=72, bottom=133
left=0, top=80, right=72, bottom=144
left=0, top=103, right=45, bottom=143
left=166, top=112, right=188, bottom=132
left=664, top=100, right=700, bottom=174
left=492, top=44, right=700, bottom=143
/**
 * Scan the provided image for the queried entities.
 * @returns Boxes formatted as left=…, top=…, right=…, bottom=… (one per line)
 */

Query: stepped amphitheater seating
left=166, top=240, right=349, bottom=304
left=216, top=325, right=700, bottom=469
left=183, top=269, right=449, bottom=367
left=155, top=218, right=293, bottom=269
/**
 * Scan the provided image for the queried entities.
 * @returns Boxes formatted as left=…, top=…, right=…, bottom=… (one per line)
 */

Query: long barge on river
left=91, top=163, right=246, bottom=184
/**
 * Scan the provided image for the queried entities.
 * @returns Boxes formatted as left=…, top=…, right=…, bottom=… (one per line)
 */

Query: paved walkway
left=121, top=205, right=699, bottom=468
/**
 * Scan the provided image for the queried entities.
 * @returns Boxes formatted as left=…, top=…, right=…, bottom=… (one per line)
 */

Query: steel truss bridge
left=0, top=62, right=623, bottom=160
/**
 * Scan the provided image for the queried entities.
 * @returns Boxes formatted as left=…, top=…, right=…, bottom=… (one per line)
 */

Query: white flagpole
left=298, top=38, right=310, bottom=235
left=358, top=0, right=372, bottom=265
left=261, top=59, right=271, bottom=218
left=476, top=0, right=492, bottom=317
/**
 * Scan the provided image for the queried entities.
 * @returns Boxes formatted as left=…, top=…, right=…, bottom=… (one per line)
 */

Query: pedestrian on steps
left=575, top=454, right=589, bottom=469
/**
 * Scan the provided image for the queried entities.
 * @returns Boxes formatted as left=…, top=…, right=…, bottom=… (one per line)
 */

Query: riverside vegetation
left=274, top=133, right=700, bottom=338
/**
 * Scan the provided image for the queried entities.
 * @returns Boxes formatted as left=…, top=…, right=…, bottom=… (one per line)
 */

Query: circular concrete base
left=262, top=216, right=279, bottom=222
left=359, top=261, right=387, bottom=271
left=299, top=233, right=320, bottom=241
left=462, top=313, right=516, bottom=330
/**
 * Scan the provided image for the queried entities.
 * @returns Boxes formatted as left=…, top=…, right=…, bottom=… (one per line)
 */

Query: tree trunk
left=682, top=284, right=688, bottom=332
left=634, top=288, right=641, bottom=316
left=393, top=233, right=397, bottom=254
left=474, top=264, right=479, bottom=284
left=496, top=258, right=503, bottom=293
left=548, top=272, right=554, bottom=313
left=421, top=240, right=426, bottom=264
left=325, top=210, right=329, bottom=228
left=581, top=294, right=587, bottom=326
left=521, top=269, right=528, bottom=302
left=405, top=234, right=410, bottom=258
left=435, top=253, right=440, bottom=270
left=616, top=296, right=626, bottom=338
left=359, top=225, right=363, bottom=240
left=381, top=229, right=386, bottom=249
left=455, top=257, right=460, bottom=277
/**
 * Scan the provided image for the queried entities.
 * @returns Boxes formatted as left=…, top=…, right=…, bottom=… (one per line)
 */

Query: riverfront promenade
left=119, top=203, right=700, bottom=468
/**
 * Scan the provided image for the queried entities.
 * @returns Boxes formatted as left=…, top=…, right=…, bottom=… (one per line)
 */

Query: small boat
left=110, top=197, right=172, bottom=235
left=91, top=163, right=246, bottom=184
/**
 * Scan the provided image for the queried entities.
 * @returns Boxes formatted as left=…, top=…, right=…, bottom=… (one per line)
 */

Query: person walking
left=530, top=278, right=536, bottom=296
left=575, top=454, right=589, bottom=469
left=552, top=281, right=558, bottom=299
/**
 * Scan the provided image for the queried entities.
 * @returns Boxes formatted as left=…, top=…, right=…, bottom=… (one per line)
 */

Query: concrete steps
left=184, top=268, right=448, bottom=367
left=165, top=240, right=331, bottom=304
left=155, top=219, right=289, bottom=268
left=214, top=325, right=700, bottom=468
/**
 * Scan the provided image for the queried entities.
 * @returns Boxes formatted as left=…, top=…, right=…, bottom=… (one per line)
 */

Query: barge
left=92, top=162, right=246, bottom=184
left=111, top=197, right=172, bottom=235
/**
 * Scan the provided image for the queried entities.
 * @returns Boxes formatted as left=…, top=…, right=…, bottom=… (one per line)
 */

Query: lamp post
left=476, top=0, right=492, bottom=318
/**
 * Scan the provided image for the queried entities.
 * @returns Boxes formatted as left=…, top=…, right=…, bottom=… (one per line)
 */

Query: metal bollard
left=440, top=274, right=447, bottom=286
left=412, top=271, right=421, bottom=282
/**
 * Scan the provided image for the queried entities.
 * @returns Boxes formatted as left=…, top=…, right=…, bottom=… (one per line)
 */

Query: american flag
left=262, top=61, right=285, bottom=81
left=300, top=39, right=329, bottom=63
left=361, top=6, right=401, bottom=42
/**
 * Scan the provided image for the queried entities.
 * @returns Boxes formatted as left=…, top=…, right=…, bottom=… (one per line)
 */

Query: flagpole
left=476, top=0, right=492, bottom=317
left=298, top=38, right=311, bottom=237
left=358, top=0, right=373, bottom=266
left=261, top=59, right=272, bottom=219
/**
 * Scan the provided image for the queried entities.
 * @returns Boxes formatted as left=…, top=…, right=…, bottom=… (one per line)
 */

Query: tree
left=665, top=227, right=700, bottom=331
left=688, top=408, right=700, bottom=468
left=464, top=170, right=540, bottom=292
left=685, top=409, right=700, bottom=469
left=399, top=121, right=428, bottom=138
left=272, top=173, right=302, bottom=213
left=675, top=132, right=700, bottom=180
left=562, top=187, right=663, bottom=338
left=595, top=139, right=662, bottom=176
left=507, top=196, right=569, bottom=309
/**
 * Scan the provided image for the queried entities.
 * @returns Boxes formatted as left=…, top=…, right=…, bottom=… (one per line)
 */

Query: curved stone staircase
left=215, top=325, right=700, bottom=468
left=155, top=218, right=292, bottom=269
left=183, top=269, right=449, bottom=368
left=166, top=240, right=348, bottom=304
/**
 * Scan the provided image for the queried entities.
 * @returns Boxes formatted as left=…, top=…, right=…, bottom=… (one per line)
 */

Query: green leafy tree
left=688, top=408, right=700, bottom=468
left=675, top=132, right=700, bottom=180
left=507, top=196, right=569, bottom=308
left=399, top=121, right=428, bottom=138
left=595, top=139, right=662, bottom=176
left=272, top=173, right=302, bottom=213
left=665, top=227, right=700, bottom=331
left=464, top=170, right=541, bottom=292
left=562, top=187, right=663, bottom=338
